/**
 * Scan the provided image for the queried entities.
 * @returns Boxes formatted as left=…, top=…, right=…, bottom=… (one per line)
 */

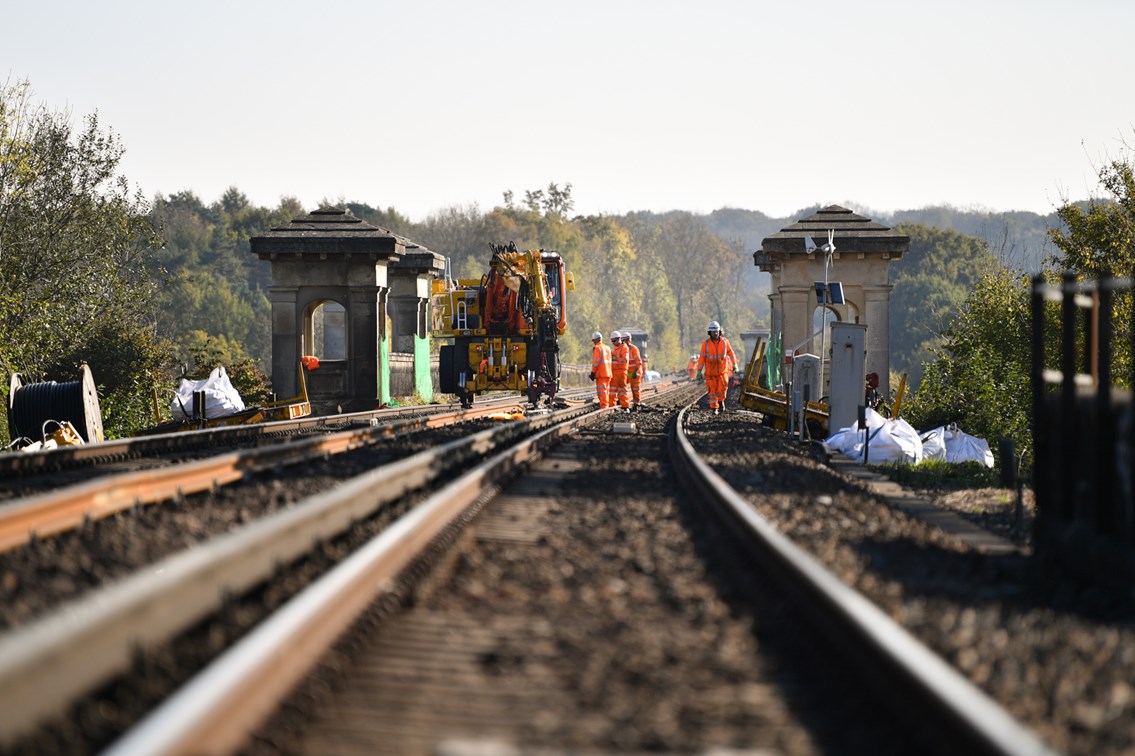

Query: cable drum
left=7, top=364, right=104, bottom=443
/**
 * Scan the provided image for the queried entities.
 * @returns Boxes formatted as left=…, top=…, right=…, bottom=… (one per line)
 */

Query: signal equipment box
left=828, top=323, right=867, bottom=433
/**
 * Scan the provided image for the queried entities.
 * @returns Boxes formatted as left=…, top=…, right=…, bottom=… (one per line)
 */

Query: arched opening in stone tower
left=811, top=304, right=841, bottom=354
left=305, top=299, right=347, bottom=361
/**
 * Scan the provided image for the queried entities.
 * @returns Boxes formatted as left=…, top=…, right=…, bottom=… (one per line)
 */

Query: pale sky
left=4, top=0, right=1133, bottom=221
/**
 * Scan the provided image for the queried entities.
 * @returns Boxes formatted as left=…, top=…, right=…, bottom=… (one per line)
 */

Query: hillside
left=699, top=203, right=1059, bottom=273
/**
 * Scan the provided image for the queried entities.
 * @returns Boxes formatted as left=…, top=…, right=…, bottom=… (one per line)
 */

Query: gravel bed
left=686, top=406, right=1135, bottom=756
left=0, top=419, right=500, bottom=631
left=258, top=399, right=931, bottom=755
left=13, top=388, right=1126, bottom=754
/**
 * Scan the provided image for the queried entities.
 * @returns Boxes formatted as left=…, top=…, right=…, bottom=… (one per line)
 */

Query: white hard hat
left=610, top=330, right=621, bottom=340
left=591, top=331, right=602, bottom=341
left=708, top=321, right=721, bottom=332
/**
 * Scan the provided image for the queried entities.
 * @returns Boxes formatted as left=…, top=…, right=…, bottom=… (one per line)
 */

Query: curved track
left=5, top=384, right=1051, bottom=755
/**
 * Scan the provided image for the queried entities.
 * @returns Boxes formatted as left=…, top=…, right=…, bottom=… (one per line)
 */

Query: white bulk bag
left=171, top=366, right=246, bottom=420
left=824, top=407, right=923, bottom=465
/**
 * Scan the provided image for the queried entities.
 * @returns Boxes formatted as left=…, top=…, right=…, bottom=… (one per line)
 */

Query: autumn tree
left=624, top=212, right=745, bottom=355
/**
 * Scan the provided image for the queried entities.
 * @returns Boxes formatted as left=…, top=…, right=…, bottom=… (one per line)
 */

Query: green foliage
left=1044, top=147, right=1135, bottom=390
left=889, top=223, right=994, bottom=387
left=346, top=201, right=415, bottom=234
left=1049, top=157, right=1135, bottom=278
left=181, top=331, right=272, bottom=406
left=60, top=320, right=173, bottom=439
left=622, top=212, right=750, bottom=363
left=874, top=459, right=999, bottom=489
left=903, top=265, right=1037, bottom=459
left=149, top=189, right=296, bottom=370
left=0, top=78, right=164, bottom=442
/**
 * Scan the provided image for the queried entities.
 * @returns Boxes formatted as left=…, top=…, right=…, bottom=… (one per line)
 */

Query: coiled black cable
left=9, top=378, right=89, bottom=442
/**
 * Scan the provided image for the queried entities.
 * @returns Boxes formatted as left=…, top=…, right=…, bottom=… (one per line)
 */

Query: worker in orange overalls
left=686, top=354, right=699, bottom=381
left=698, top=320, right=738, bottom=415
left=590, top=331, right=613, bottom=407
left=625, top=334, right=644, bottom=410
left=610, top=330, right=631, bottom=411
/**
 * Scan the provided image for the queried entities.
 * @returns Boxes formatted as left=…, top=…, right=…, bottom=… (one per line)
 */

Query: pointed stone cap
left=754, top=205, right=909, bottom=269
left=250, top=206, right=409, bottom=260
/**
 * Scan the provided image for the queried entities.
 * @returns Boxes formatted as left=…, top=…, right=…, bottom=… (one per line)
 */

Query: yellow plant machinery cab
left=431, top=242, right=574, bottom=408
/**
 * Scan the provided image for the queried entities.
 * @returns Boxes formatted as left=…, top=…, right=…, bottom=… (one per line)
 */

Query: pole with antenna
left=818, top=228, right=836, bottom=403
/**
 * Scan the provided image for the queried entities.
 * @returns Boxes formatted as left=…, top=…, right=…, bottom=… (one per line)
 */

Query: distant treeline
left=150, top=188, right=1064, bottom=395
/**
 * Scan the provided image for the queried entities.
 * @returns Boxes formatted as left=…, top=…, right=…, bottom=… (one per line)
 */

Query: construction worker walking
left=590, top=331, right=613, bottom=407
left=625, top=334, right=644, bottom=409
left=686, top=354, right=699, bottom=382
left=698, top=321, right=738, bottom=415
left=610, top=331, right=631, bottom=411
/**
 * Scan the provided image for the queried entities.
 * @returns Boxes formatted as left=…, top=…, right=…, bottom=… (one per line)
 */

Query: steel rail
left=99, top=407, right=591, bottom=755
left=0, top=400, right=534, bottom=553
left=667, top=404, right=1057, bottom=756
left=0, top=388, right=595, bottom=478
left=0, top=402, right=594, bottom=747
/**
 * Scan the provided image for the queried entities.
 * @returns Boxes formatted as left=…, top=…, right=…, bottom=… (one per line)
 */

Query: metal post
left=1030, top=275, right=1048, bottom=538
left=193, top=389, right=207, bottom=429
left=786, top=380, right=794, bottom=437
left=801, top=385, right=810, bottom=443
left=1060, top=272, right=1078, bottom=524
left=1096, top=280, right=1114, bottom=533
left=858, top=404, right=868, bottom=465
left=999, top=439, right=1023, bottom=543
left=818, top=237, right=833, bottom=402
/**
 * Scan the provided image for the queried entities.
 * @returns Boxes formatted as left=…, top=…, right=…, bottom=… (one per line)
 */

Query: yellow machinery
left=737, top=336, right=830, bottom=434
left=432, top=242, right=574, bottom=407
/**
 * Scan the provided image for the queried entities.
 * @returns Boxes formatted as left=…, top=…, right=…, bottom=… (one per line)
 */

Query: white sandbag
left=919, top=424, right=994, bottom=467
left=824, top=407, right=886, bottom=455
left=824, top=408, right=923, bottom=465
left=920, top=426, right=948, bottom=462
left=944, top=425, right=994, bottom=467
left=863, top=416, right=923, bottom=465
left=171, top=366, right=246, bottom=420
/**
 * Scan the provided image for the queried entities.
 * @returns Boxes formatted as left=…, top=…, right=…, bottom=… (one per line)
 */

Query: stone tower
left=754, top=205, right=909, bottom=398
left=250, top=207, right=444, bottom=414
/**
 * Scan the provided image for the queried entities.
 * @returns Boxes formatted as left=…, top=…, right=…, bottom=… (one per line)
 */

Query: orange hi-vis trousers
left=706, top=374, right=728, bottom=410
left=596, top=377, right=613, bottom=407
left=612, top=370, right=629, bottom=408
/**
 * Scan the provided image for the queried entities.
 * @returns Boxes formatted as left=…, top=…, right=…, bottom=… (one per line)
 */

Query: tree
left=1046, top=144, right=1135, bottom=387
left=510, top=182, right=574, bottom=218
left=889, top=223, right=993, bottom=387
left=626, top=213, right=724, bottom=353
left=903, top=263, right=1049, bottom=463
left=1049, top=155, right=1135, bottom=278
left=0, top=78, right=165, bottom=441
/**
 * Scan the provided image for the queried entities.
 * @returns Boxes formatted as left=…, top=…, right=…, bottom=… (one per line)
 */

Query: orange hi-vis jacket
left=626, top=343, right=643, bottom=380
left=592, top=343, right=613, bottom=378
left=698, top=336, right=737, bottom=378
left=612, top=342, right=630, bottom=375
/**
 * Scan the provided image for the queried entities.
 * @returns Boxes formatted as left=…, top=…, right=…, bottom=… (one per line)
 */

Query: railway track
left=0, top=383, right=675, bottom=751
left=0, top=380, right=1063, bottom=754
left=0, top=388, right=597, bottom=497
